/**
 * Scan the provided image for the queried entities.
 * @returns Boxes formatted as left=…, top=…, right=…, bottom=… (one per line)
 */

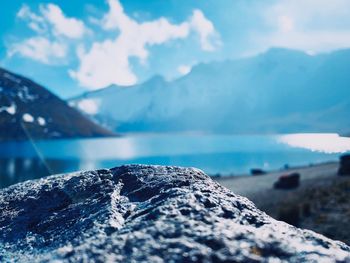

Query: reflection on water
left=278, top=133, right=350, bottom=153
left=0, top=158, right=61, bottom=188
left=0, top=158, right=104, bottom=188
left=0, top=133, right=348, bottom=189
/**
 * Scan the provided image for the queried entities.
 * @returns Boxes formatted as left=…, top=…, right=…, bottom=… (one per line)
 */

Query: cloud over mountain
left=7, top=0, right=221, bottom=90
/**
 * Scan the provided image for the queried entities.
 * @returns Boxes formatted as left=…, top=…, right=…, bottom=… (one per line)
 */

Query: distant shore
left=215, top=161, right=338, bottom=199
left=216, top=161, right=350, bottom=244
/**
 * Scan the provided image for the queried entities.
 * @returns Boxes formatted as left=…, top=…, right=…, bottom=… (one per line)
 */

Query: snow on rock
left=0, top=165, right=349, bottom=262
left=0, top=103, right=16, bottom=115
left=37, top=116, right=46, bottom=126
left=22, top=113, right=34, bottom=122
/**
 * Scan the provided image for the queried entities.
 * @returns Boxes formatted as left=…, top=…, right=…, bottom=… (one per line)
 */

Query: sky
left=1, top=0, right=350, bottom=98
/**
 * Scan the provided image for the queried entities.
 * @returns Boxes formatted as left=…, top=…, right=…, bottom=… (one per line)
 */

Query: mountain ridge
left=70, top=47, right=350, bottom=134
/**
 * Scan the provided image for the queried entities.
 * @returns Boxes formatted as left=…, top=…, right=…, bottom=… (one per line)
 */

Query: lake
left=0, top=133, right=349, bottom=188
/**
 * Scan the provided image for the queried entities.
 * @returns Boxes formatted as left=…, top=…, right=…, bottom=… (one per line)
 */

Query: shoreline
left=213, top=160, right=338, bottom=178
left=216, top=161, right=350, bottom=244
left=215, top=161, right=339, bottom=199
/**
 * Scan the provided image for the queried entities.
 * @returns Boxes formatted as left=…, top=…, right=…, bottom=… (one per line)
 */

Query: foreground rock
left=0, top=165, right=349, bottom=262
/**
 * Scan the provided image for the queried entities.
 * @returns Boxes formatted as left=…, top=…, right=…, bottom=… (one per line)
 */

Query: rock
left=338, top=154, right=350, bottom=176
left=0, top=165, right=349, bottom=262
left=250, top=168, right=267, bottom=176
left=274, top=172, right=300, bottom=189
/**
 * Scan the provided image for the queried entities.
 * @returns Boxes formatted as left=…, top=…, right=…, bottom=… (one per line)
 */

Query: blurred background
left=1, top=0, right=350, bottom=243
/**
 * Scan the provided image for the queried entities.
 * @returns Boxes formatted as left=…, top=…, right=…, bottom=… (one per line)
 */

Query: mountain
left=0, top=67, right=115, bottom=140
left=70, top=48, right=350, bottom=134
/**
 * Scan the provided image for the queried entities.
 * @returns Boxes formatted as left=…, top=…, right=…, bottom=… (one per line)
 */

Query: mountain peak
left=70, top=47, right=350, bottom=134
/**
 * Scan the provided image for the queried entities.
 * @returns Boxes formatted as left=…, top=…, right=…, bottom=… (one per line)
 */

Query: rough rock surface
left=0, top=165, right=349, bottom=262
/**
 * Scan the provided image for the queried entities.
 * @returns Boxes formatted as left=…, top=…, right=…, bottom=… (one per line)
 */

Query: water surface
left=0, top=133, right=349, bottom=188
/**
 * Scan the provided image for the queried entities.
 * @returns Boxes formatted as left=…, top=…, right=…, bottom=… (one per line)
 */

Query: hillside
left=0, top=67, right=115, bottom=140
left=70, top=48, right=350, bottom=134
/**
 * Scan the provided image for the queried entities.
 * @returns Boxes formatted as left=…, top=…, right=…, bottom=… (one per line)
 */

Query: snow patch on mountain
left=17, top=86, right=37, bottom=102
left=0, top=103, right=16, bottom=115
left=37, top=116, right=46, bottom=126
left=22, top=113, right=34, bottom=122
left=76, top=99, right=100, bottom=115
left=3, top=72, right=21, bottom=83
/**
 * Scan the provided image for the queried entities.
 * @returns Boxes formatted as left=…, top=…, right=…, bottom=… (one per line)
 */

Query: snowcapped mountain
left=70, top=48, right=350, bottom=134
left=0, top=67, right=115, bottom=140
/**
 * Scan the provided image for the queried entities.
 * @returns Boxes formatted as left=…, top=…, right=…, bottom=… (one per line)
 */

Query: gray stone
left=0, top=165, right=349, bottom=262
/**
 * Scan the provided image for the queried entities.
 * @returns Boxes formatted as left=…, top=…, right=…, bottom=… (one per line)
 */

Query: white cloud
left=40, top=4, right=87, bottom=39
left=76, top=99, right=100, bottom=115
left=9, top=0, right=220, bottom=89
left=69, top=39, right=139, bottom=87
left=259, top=31, right=350, bottom=54
left=258, top=0, right=350, bottom=53
left=190, top=10, right=220, bottom=51
left=8, top=37, right=67, bottom=64
left=177, top=65, right=192, bottom=75
left=17, top=5, right=47, bottom=33
left=269, top=0, right=350, bottom=22
left=278, top=15, right=294, bottom=33
left=8, top=4, right=87, bottom=64
left=71, top=0, right=220, bottom=90
left=100, top=0, right=131, bottom=31
left=17, top=4, right=87, bottom=39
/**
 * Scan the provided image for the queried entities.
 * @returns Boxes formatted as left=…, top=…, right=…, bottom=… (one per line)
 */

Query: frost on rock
left=0, top=165, right=349, bottom=262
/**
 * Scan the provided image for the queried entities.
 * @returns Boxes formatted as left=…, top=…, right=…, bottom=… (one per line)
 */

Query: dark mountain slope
left=0, top=67, right=115, bottom=140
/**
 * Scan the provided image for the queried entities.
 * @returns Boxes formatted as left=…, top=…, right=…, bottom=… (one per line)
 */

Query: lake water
left=0, top=133, right=349, bottom=188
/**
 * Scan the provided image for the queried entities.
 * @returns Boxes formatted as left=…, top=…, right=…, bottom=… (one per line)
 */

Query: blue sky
left=1, top=0, right=350, bottom=98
